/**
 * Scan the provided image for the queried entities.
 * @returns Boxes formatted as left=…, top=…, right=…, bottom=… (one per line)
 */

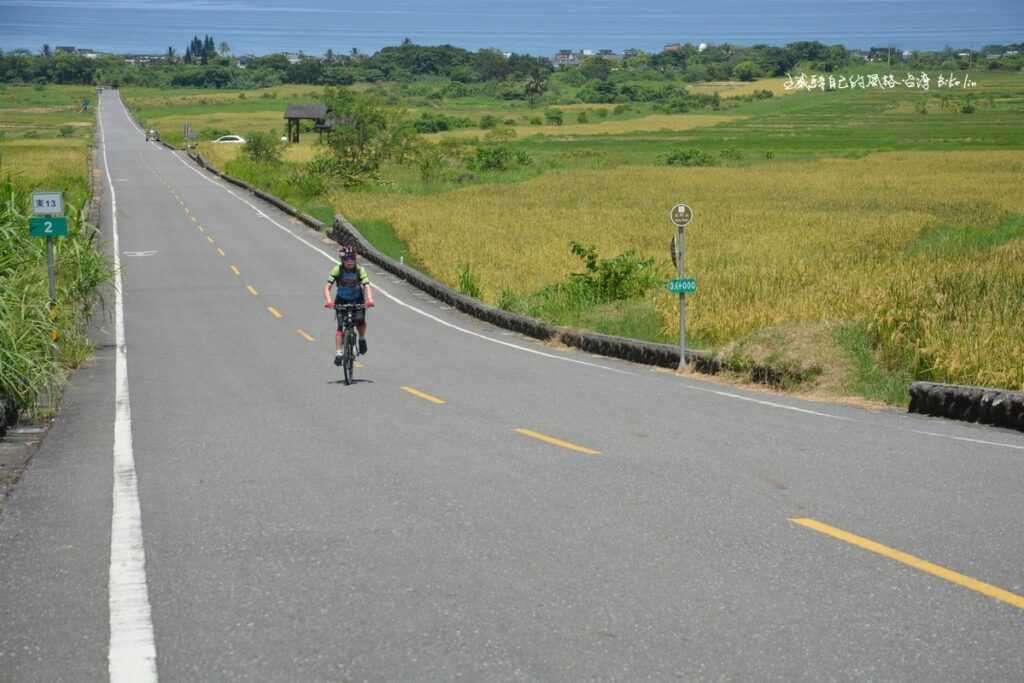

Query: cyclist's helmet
left=339, top=245, right=357, bottom=261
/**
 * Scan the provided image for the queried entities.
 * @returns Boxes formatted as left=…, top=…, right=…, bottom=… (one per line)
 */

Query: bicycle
left=333, top=303, right=366, bottom=385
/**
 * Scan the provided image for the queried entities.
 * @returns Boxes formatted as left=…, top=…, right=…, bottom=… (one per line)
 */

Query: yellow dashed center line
left=267, top=306, right=283, bottom=319
left=514, top=428, right=601, bottom=455
left=246, top=285, right=259, bottom=296
left=198, top=225, right=205, bottom=233
left=184, top=207, right=190, bottom=214
left=296, top=329, right=315, bottom=342
left=190, top=216, right=197, bottom=223
left=791, top=518, right=1024, bottom=611
left=401, top=386, right=446, bottom=405
left=206, top=235, right=214, bottom=244
left=229, top=265, right=240, bottom=276
left=216, top=247, right=225, bottom=256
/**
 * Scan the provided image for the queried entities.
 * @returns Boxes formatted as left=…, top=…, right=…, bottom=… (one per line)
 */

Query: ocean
left=1, top=0, right=1021, bottom=57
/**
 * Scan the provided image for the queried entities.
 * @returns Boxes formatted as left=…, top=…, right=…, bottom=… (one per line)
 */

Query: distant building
left=622, top=48, right=643, bottom=58
left=663, top=43, right=682, bottom=53
left=55, top=46, right=76, bottom=53
left=553, top=49, right=581, bottom=68
left=597, top=49, right=621, bottom=61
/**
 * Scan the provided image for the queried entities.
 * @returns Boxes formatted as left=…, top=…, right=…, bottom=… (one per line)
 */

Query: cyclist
left=323, top=245, right=374, bottom=365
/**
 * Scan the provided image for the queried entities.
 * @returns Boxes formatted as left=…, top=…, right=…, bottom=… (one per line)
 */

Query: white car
left=213, top=135, right=246, bottom=144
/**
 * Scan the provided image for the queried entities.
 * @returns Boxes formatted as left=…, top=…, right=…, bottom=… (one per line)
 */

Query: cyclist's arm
left=359, top=267, right=374, bottom=306
left=323, top=280, right=334, bottom=305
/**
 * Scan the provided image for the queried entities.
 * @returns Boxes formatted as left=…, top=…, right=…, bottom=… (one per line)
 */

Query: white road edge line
left=118, top=94, right=1024, bottom=451
left=102, top=94, right=160, bottom=682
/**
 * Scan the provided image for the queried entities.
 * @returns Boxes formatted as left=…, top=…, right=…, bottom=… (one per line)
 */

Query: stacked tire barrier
left=909, top=382, right=1024, bottom=432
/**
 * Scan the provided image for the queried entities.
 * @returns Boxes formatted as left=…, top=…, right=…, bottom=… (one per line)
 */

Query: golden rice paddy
left=333, top=150, right=1024, bottom=389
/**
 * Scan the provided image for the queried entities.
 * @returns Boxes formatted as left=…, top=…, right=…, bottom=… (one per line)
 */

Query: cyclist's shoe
left=334, top=351, right=343, bottom=366
left=358, top=338, right=368, bottom=355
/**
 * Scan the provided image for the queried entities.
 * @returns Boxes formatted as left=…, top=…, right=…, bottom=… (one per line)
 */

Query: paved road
left=2, top=90, right=1023, bottom=682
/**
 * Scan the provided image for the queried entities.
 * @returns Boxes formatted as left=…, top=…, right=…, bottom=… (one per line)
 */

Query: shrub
left=576, top=111, right=589, bottom=124
left=566, top=241, right=661, bottom=302
left=479, top=114, right=499, bottom=129
left=58, top=126, right=74, bottom=138
left=719, top=147, right=744, bottom=161
left=242, top=131, right=282, bottom=163
left=595, top=108, right=609, bottom=119
left=661, top=147, right=717, bottom=166
left=529, top=116, right=543, bottom=126
left=413, top=112, right=472, bottom=133
left=544, top=108, right=564, bottom=125
left=470, top=145, right=513, bottom=171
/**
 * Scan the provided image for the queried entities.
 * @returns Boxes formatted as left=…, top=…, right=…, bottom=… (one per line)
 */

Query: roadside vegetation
left=0, top=85, right=111, bottom=417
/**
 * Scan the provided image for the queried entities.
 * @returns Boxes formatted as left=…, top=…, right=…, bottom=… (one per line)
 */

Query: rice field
left=333, top=150, right=1024, bottom=390
left=0, top=84, right=94, bottom=178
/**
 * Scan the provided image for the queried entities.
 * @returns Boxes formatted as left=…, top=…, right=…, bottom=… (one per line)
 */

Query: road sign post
left=669, top=203, right=694, bottom=370
left=30, top=193, right=66, bottom=316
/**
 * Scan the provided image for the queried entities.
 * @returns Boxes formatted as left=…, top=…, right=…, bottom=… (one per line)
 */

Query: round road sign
left=670, top=203, right=693, bottom=228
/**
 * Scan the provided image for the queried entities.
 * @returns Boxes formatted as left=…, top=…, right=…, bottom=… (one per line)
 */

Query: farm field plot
left=0, top=84, right=95, bottom=177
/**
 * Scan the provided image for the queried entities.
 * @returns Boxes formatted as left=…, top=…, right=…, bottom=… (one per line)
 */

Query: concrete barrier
left=909, top=382, right=1024, bottom=432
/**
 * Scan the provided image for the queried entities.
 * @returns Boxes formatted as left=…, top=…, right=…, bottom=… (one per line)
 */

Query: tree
left=524, top=70, right=548, bottom=108
left=580, top=56, right=611, bottom=81
left=219, top=41, right=230, bottom=56
left=320, top=86, right=410, bottom=185
left=166, top=46, right=176, bottom=63
left=42, top=44, right=51, bottom=58
left=732, top=60, right=760, bottom=81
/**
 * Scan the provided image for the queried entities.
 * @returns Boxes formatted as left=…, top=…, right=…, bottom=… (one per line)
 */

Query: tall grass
left=0, top=173, right=112, bottom=413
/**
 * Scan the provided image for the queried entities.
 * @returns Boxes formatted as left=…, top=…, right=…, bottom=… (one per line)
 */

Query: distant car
left=145, top=129, right=159, bottom=141
left=213, top=135, right=246, bottom=144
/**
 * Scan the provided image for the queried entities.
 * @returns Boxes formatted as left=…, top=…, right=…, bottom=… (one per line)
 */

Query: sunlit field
left=334, top=151, right=1024, bottom=389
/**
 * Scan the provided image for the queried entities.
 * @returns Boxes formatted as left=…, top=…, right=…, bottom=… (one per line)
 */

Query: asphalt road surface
left=2, top=90, right=1023, bottom=682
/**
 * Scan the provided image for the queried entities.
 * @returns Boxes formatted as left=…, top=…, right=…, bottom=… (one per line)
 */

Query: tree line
left=1, top=38, right=1021, bottom=89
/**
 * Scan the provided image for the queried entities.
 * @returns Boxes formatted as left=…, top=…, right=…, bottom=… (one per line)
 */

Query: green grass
left=907, top=212, right=1024, bottom=255
left=834, top=323, right=914, bottom=405
left=348, top=218, right=424, bottom=270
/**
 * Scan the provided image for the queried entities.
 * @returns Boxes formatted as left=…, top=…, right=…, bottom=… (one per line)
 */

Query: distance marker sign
left=667, top=278, right=697, bottom=294
left=29, top=216, right=68, bottom=237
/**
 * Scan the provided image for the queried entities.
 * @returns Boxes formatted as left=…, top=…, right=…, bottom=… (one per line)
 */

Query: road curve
left=1, top=90, right=1023, bottom=682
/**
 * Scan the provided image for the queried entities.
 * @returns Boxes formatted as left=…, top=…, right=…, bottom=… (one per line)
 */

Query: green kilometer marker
left=29, top=216, right=69, bottom=238
left=667, top=278, right=697, bottom=294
